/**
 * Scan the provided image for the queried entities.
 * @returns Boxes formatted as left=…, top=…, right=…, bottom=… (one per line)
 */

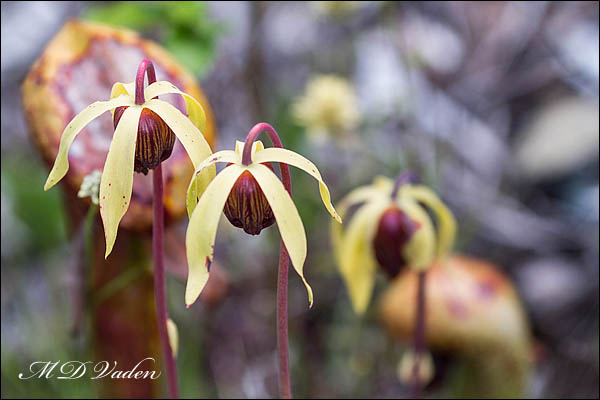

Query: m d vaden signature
left=18, top=357, right=161, bottom=380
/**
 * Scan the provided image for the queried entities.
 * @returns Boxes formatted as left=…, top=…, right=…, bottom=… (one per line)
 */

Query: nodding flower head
left=183, top=123, right=342, bottom=308
left=22, top=21, right=217, bottom=235
left=42, top=59, right=215, bottom=259
left=331, top=173, right=457, bottom=314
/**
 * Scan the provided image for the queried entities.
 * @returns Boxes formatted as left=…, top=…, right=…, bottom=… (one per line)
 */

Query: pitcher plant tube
left=43, top=59, right=215, bottom=398
left=331, top=172, right=456, bottom=393
left=185, top=122, right=341, bottom=398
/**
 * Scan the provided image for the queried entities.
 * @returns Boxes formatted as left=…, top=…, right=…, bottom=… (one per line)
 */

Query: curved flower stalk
left=43, top=60, right=215, bottom=259
left=43, top=59, right=214, bottom=399
left=331, top=173, right=456, bottom=314
left=185, top=122, right=341, bottom=397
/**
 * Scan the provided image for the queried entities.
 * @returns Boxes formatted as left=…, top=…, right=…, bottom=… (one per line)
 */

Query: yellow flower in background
left=43, top=64, right=214, bottom=258
left=291, top=75, right=361, bottom=139
left=313, top=1, right=367, bottom=16
left=331, top=175, right=456, bottom=314
left=184, top=134, right=342, bottom=307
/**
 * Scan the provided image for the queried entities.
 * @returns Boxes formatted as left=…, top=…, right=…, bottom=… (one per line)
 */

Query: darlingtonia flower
left=331, top=173, right=457, bottom=314
left=43, top=60, right=215, bottom=258
left=184, top=122, right=342, bottom=307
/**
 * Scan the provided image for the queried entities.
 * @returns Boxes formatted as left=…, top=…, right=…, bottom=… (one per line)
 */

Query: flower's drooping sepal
left=373, top=207, right=419, bottom=278
left=223, top=165, right=276, bottom=235
left=114, top=106, right=176, bottom=175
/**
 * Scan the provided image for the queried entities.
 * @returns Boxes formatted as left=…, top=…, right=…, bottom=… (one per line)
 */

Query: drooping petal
left=402, top=185, right=457, bottom=258
left=185, top=164, right=245, bottom=307
left=396, top=196, right=437, bottom=271
left=249, top=163, right=313, bottom=306
left=110, top=81, right=135, bottom=101
left=109, top=81, right=135, bottom=118
left=336, top=177, right=392, bottom=215
left=331, top=181, right=390, bottom=277
left=143, top=99, right=213, bottom=167
left=330, top=210, right=345, bottom=278
left=99, top=106, right=143, bottom=258
left=144, top=98, right=215, bottom=205
left=186, top=150, right=241, bottom=217
left=372, top=175, right=394, bottom=193
left=234, top=140, right=265, bottom=156
left=44, top=95, right=133, bottom=191
left=252, top=147, right=342, bottom=223
left=339, top=199, right=390, bottom=314
left=144, top=81, right=207, bottom=133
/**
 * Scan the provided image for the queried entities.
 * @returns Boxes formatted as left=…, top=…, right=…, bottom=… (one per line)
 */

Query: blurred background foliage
left=1, top=1, right=599, bottom=399
left=84, top=1, right=222, bottom=76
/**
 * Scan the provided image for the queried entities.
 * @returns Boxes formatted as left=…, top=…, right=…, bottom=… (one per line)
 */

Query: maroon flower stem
left=391, top=170, right=418, bottom=199
left=153, top=164, right=179, bottom=399
left=137, top=59, right=179, bottom=398
left=411, top=271, right=427, bottom=397
left=135, top=59, right=157, bottom=105
left=242, top=122, right=293, bottom=398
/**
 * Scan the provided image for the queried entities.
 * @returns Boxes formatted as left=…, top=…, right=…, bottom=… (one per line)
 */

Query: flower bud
left=397, top=349, right=435, bottom=387
left=223, top=165, right=276, bottom=235
left=372, top=207, right=418, bottom=278
left=113, top=106, right=176, bottom=175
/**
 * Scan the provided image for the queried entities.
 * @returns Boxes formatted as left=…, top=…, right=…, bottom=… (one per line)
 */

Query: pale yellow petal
left=186, top=150, right=241, bottom=217
left=143, top=99, right=213, bottom=168
left=337, top=180, right=391, bottom=215
left=185, top=165, right=245, bottom=306
left=234, top=141, right=244, bottom=155
left=110, top=81, right=135, bottom=101
left=330, top=211, right=345, bottom=276
left=331, top=181, right=390, bottom=274
left=109, top=81, right=135, bottom=118
left=339, top=199, right=390, bottom=314
left=372, top=175, right=394, bottom=191
left=249, top=163, right=313, bottom=307
left=234, top=140, right=265, bottom=157
left=402, top=185, right=457, bottom=258
left=397, top=196, right=437, bottom=271
left=144, top=99, right=215, bottom=209
left=166, top=318, right=179, bottom=357
left=99, top=106, right=143, bottom=258
left=252, top=147, right=342, bottom=223
left=44, top=95, right=133, bottom=191
left=144, top=81, right=207, bottom=132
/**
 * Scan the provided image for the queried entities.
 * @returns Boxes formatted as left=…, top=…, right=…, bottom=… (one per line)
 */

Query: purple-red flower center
left=114, top=106, right=175, bottom=175
left=372, top=207, right=419, bottom=278
left=223, top=164, right=276, bottom=235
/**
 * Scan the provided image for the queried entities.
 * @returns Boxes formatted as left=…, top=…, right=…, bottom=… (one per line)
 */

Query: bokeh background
left=1, top=1, right=598, bottom=398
